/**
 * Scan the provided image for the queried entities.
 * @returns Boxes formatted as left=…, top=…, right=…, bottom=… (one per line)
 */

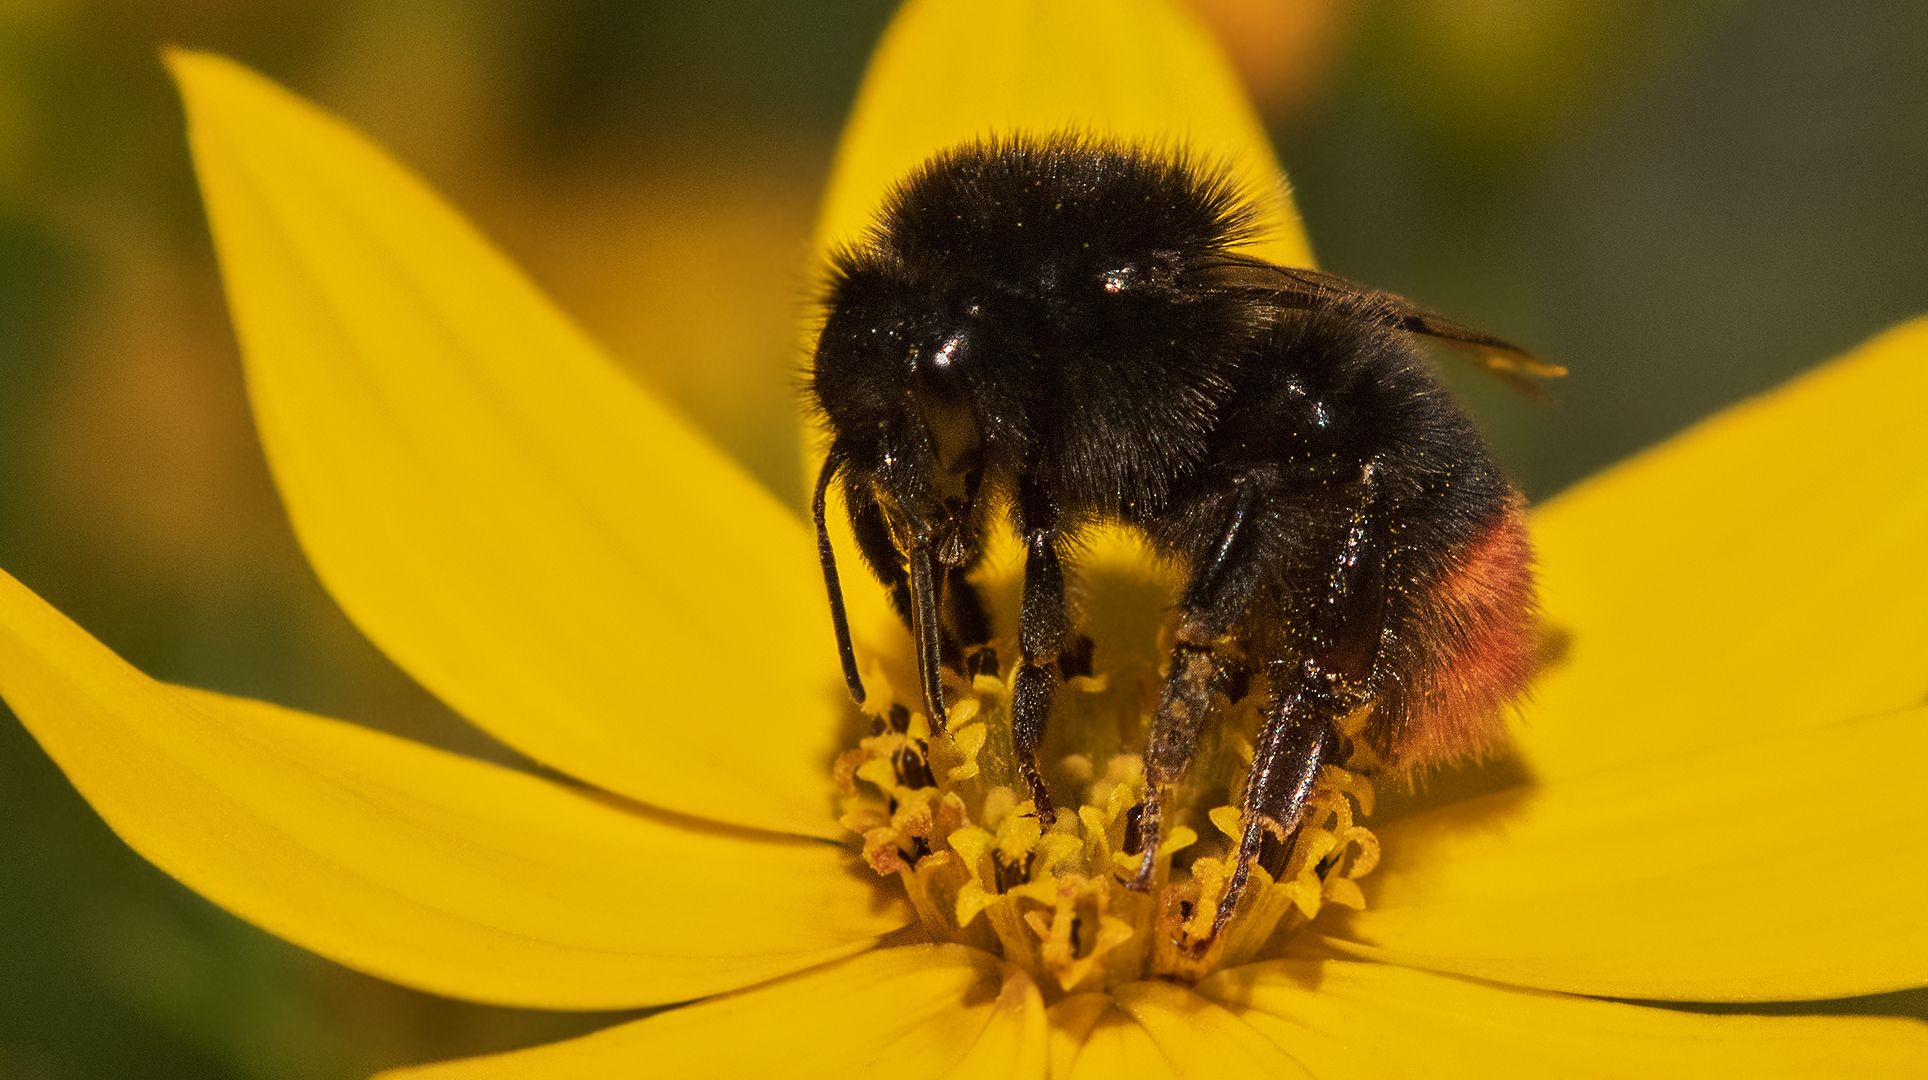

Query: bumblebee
left=810, top=134, right=1541, bottom=939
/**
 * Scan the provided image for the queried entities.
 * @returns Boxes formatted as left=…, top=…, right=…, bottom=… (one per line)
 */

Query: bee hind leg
left=1207, top=461, right=1389, bottom=940
left=1205, top=679, right=1336, bottom=943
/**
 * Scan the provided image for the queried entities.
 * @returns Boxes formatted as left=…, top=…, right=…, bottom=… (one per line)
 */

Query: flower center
left=835, top=644, right=1379, bottom=995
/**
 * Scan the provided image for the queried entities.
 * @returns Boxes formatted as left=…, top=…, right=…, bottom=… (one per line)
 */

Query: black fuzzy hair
left=859, top=132, right=1260, bottom=286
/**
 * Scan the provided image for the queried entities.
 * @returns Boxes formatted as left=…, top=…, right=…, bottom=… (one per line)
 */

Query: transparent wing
left=1205, top=258, right=1567, bottom=398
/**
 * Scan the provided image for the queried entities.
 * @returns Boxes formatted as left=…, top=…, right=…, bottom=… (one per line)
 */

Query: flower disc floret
left=835, top=650, right=1380, bottom=995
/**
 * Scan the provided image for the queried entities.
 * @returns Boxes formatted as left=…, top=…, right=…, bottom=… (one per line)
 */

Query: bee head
left=813, top=270, right=990, bottom=567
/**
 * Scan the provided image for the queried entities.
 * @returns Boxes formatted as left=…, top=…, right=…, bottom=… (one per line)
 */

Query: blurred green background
left=1, top=0, right=1923, bottom=1075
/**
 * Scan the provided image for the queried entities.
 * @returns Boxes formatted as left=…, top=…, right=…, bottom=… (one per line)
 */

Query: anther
left=1058, top=634, right=1096, bottom=679
left=993, top=850, right=1035, bottom=894
left=1259, top=829, right=1290, bottom=878
left=1217, top=659, right=1252, bottom=703
left=1122, top=803, right=1146, bottom=856
left=967, top=645, right=1001, bottom=679
left=894, top=744, right=936, bottom=789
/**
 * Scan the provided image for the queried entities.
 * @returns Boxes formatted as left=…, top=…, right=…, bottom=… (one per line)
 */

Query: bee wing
left=1206, top=259, right=1567, bottom=398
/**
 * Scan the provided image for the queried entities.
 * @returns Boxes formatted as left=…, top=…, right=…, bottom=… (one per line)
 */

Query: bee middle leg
left=1129, top=476, right=1267, bottom=891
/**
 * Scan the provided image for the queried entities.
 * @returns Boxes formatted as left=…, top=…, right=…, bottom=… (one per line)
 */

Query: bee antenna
left=813, top=450, right=866, bottom=704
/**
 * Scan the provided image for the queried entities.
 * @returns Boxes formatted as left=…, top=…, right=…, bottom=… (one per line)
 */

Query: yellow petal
left=818, top=0, right=1311, bottom=269
left=0, top=568, right=902, bottom=1009
left=1522, top=315, right=1928, bottom=780
left=167, top=49, right=841, bottom=838
left=1202, top=960, right=1928, bottom=1080
left=1325, top=703, right=1928, bottom=1001
left=1046, top=994, right=1117, bottom=1079
left=947, top=961, right=1052, bottom=1080
left=374, top=945, right=1046, bottom=1080
left=1057, top=1003, right=1182, bottom=1080
left=1055, top=981, right=1314, bottom=1080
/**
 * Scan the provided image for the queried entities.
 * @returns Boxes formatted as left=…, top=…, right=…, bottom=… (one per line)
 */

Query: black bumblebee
left=810, top=134, right=1541, bottom=941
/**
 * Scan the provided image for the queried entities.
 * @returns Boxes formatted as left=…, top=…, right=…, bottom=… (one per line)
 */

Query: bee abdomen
left=1368, top=494, right=1538, bottom=772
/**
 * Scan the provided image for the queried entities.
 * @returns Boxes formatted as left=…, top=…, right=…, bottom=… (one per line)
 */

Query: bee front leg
left=848, top=491, right=962, bottom=731
left=1012, top=485, right=1067, bottom=824
left=848, top=490, right=916, bottom=630
left=1130, top=476, right=1265, bottom=891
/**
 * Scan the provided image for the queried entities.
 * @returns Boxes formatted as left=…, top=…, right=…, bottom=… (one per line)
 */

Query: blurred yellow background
left=2, top=1, right=1923, bottom=1076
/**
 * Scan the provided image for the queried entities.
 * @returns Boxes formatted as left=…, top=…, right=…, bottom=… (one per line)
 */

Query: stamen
left=835, top=645, right=1382, bottom=997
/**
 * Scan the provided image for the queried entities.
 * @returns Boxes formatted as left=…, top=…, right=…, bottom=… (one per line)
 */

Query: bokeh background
left=1, top=0, right=1923, bottom=1075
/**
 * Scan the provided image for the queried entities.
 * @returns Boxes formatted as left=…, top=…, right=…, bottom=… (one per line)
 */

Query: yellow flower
left=2, top=0, right=1926, bottom=1076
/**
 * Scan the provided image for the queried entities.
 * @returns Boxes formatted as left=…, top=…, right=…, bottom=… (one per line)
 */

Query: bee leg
left=1206, top=677, right=1334, bottom=942
left=1012, top=487, right=1067, bottom=824
left=1209, top=463, right=1388, bottom=938
left=848, top=490, right=915, bottom=629
left=906, top=545, right=950, bottom=732
left=848, top=492, right=956, bottom=732
left=1127, top=640, right=1220, bottom=891
left=1130, top=477, right=1265, bottom=891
